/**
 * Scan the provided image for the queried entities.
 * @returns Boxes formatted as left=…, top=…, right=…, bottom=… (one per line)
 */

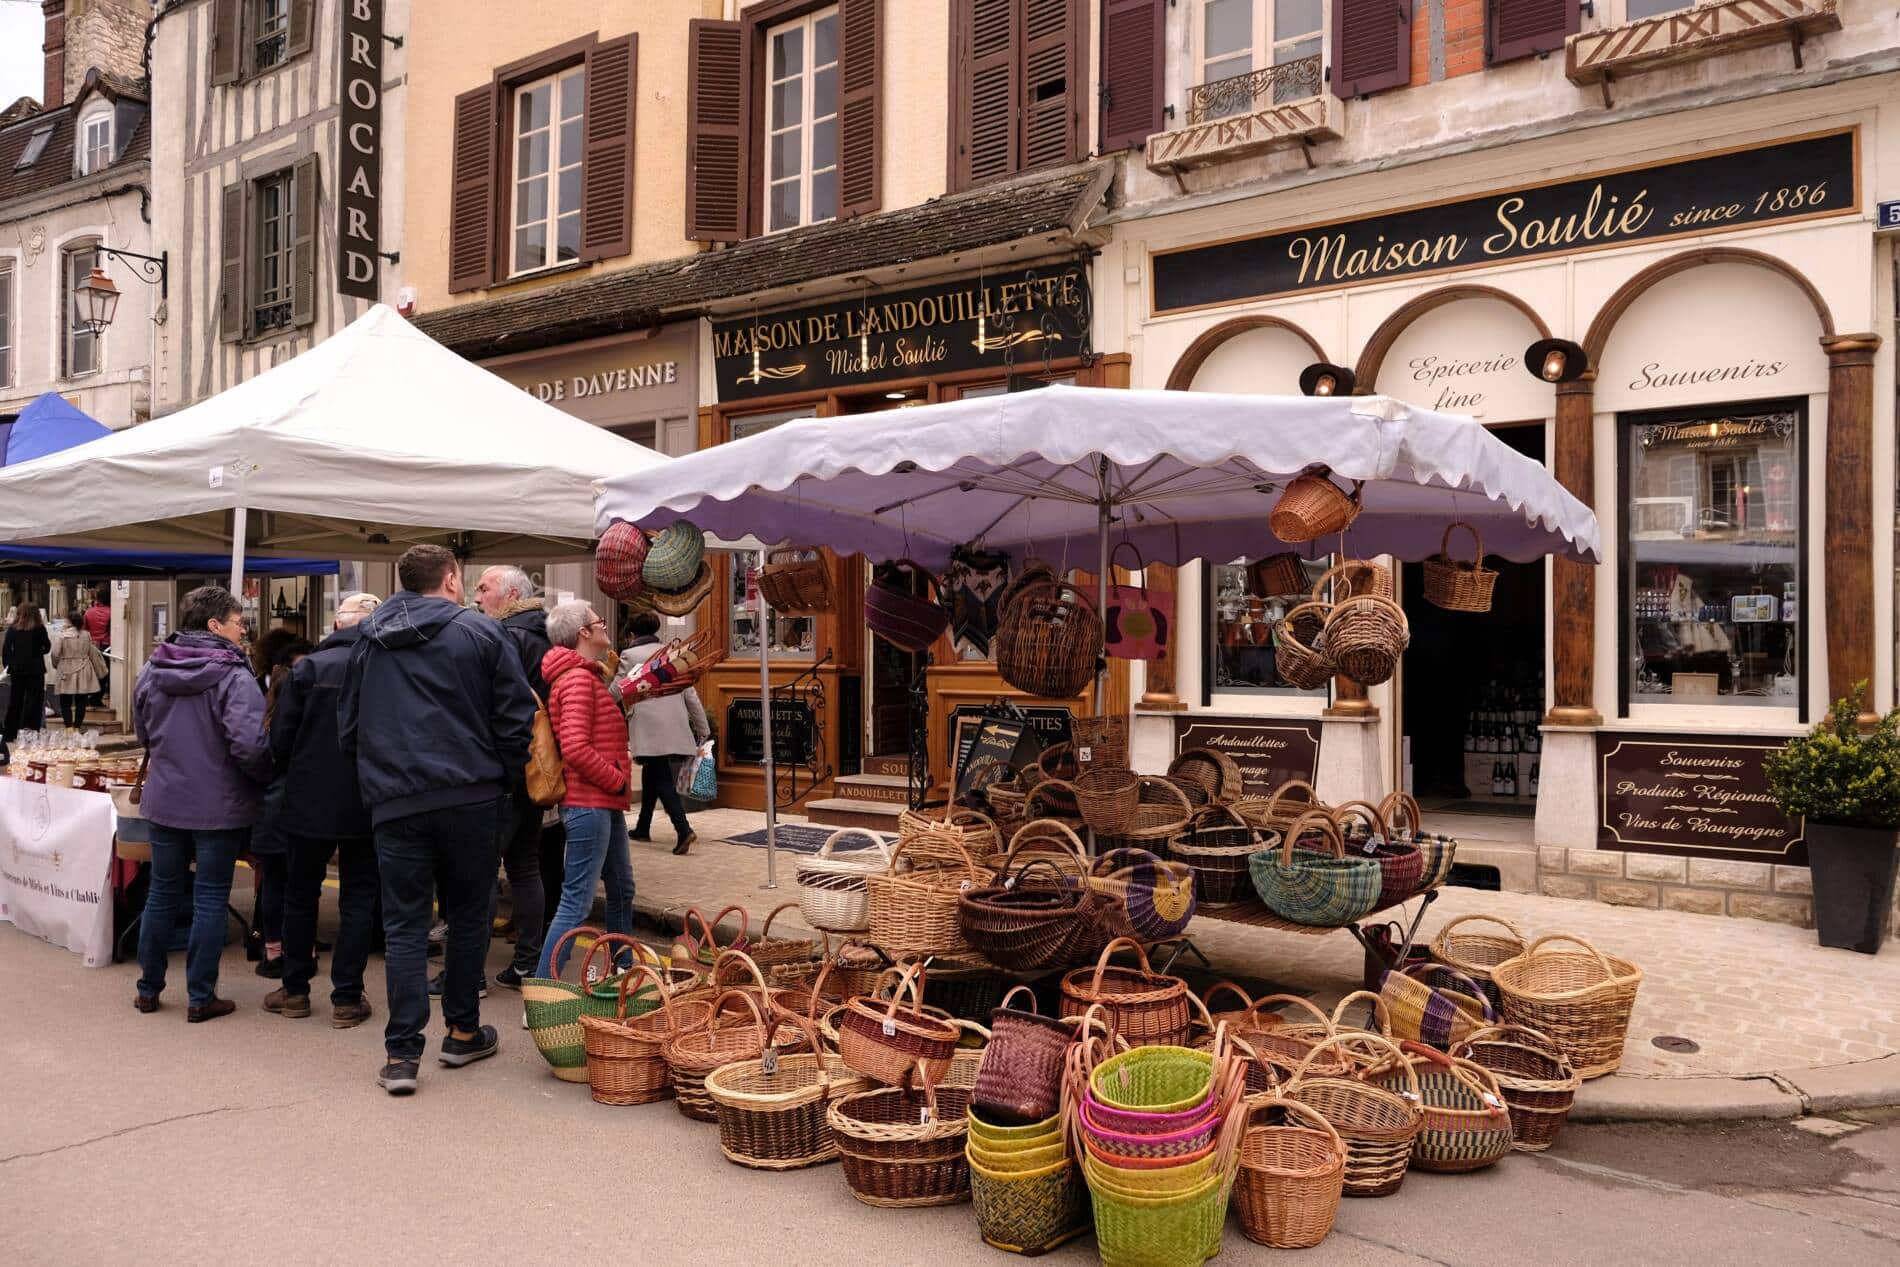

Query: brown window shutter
left=953, top=0, right=1019, bottom=191
left=448, top=84, right=499, bottom=293
left=290, top=154, right=319, bottom=327
left=1331, top=0, right=1411, bottom=99
left=211, top=0, right=242, bottom=85
left=1021, top=0, right=1080, bottom=172
left=286, top=0, right=315, bottom=60
left=580, top=35, right=637, bottom=262
left=686, top=19, right=747, bottom=243
left=219, top=180, right=243, bottom=341
left=1099, top=0, right=1162, bottom=153
left=837, top=0, right=882, bottom=218
left=1487, top=0, right=1580, bottom=64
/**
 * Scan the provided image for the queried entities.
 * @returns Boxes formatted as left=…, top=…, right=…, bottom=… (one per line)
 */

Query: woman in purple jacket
left=132, top=586, right=271, bottom=1021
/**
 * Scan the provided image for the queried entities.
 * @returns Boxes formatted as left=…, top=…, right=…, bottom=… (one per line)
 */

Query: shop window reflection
left=1205, top=555, right=1330, bottom=695
left=726, top=405, right=820, bottom=659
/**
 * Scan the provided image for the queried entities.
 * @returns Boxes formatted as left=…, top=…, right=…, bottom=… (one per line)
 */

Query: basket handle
left=1087, top=936, right=1158, bottom=995
left=887, top=830, right=983, bottom=882
left=1278, top=810, right=1343, bottom=862
left=1138, top=776, right=1194, bottom=816
left=1109, top=539, right=1146, bottom=576
left=546, top=924, right=604, bottom=983
left=997, top=983, right=1040, bottom=1016
left=1331, top=799, right=1390, bottom=843
left=612, top=961, right=672, bottom=1022
left=757, top=901, right=801, bottom=943
left=707, top=904, right=753, bottom=948
left=1005, top=858, right=1076, bottom=891
left=1265, top=779, right=1320, bottom=818
left=1242, top=1093, right=1347, bottom=1159
left=881, top=962, right=929, bottom=1022
left=1075, top=1001, right=1119, bottom=1084
left=1455, top=1024, right=1572, bottom=1071
left=1434, top=912, right=1526, bottom=945
left=713, top=946, right=769, bottom=995
left=1519, top=933, right=1620, bottom=982
left=1330, top=989, right=1392, bottom=1036
left=578, top=932, right=641, bottom=986
left=1004, top=818, right=1089, bottom=875
left=702, top=988, right=767, bottom=1047
left=1377, top=791, right=1423, bottom=838
left=1401, top=962, right=1497, bottom=1020
left=1309, top=561, right=1367, bottom=606
left=1090, top=846, right=1165, bottom=877
left=1274, top=601, right=1333, bottom=645
left=1290, top=1031, right=1417, bottom=1102
left=1200, top=979, right=1254, bottom=1016
left=819, top=827, right=892, bottom=869
left=1187, top=802, right=1248, bottom=832
left=1440, top=521, right=1483, bottom=565
left=1251, top=992, right=1335, bottom=1032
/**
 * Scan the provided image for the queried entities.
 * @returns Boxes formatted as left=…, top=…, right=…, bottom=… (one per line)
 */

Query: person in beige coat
left=51, top=618, right=102, bottom=728
left=617, top=611, right=709, bottom=855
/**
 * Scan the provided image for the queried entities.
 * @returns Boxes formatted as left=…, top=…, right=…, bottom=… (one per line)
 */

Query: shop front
left=696, top=260, right=1133, bottom=815
left=1106, top=112, right=1891, bottom=924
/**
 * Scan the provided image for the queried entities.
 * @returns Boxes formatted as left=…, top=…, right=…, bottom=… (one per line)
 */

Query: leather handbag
left=525, top=693, right=566, bottom=807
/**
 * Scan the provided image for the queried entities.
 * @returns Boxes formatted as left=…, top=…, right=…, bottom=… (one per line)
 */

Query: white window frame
left=1613, top=0, right=1699, bottom=23
left=0, top=261, right=13, bottom=388
left=763, top=6, right=840, bottom=235
left=1195, top=0, right=1326, bottom=106
left=508, top=65, right=586, bottom=277
left=253, top=170, right=296, bottom=334
left=79, top=112, right=113, bottom=175
left=61, top=240, right=100, bottom=380
left=253, top=0, right=290, bottom=72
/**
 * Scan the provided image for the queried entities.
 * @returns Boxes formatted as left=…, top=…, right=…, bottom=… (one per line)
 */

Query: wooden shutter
left=219, top=180, right=243, bottom=341
left=447, top=84, right=499, bottom=293
left=580, top=34, right=637, bottom=262
left=954, top=0, right=1018, bottom=190
left=1487, top=0, right=1580, bottom=64
left=290, top=154, right=319, bottom=327
left=1020, top=0, right=1080, bottom=172
left=210, top=0, right=242, bottom=85
left=286, top=0, right=315, bottom=60
left=1099, top=0, right=1162, bottom=153
left=686, top=19, right=746, bottom=242
left=837, top=0, right=882, bottom=218
left=1331, top=0, right=1411, bottom=99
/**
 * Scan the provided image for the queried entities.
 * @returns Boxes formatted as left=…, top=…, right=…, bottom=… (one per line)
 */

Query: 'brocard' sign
left=337, top=0, right=384, bottom=302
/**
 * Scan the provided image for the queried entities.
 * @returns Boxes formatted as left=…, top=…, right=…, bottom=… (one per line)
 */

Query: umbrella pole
left=229, top=505, right=247, bottom=594
left=757, top=576, right=778, bottom=891
left=1094, top=493, right=1109, bottom=715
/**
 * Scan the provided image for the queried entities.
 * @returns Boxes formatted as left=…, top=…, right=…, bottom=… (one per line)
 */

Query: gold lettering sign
left=1596, top=734, right=1806, bottom=863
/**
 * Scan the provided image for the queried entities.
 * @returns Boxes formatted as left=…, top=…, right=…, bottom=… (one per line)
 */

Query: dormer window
left=14, top=123, right=53, bottom=170
left=79, top=114, right=113, bottom=175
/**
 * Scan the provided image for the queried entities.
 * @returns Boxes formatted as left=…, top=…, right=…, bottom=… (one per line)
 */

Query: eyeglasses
left=583, top=619, right=607, bottom=633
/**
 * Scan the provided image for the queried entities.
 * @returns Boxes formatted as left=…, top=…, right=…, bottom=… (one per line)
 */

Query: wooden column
left=1822, top=332, right=1883, bottom=726
left=1136, top=562, right=1187, bottom=710
left=1545, top=374, right=1603, bottom=727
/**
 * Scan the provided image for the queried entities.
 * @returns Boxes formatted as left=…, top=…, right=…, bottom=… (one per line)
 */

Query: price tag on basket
left=882, top=1019, right=897, bottom=1037
left=762, top=1047, right=779, bottom=1075
left=1078, top=745, right=1094, bottom=763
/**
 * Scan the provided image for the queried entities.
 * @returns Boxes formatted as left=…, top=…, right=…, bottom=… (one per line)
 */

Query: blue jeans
left=538, top=807, right=633, bottom=978
left=137, top=825, right=245, bottom=1007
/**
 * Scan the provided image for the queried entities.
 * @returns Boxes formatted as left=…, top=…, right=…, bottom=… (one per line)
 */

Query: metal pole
left=229, top=505, right=248, bottom=594
left=757, top=569, right=778, bottom=890
left=1094, top=494, right=1110, bottom=715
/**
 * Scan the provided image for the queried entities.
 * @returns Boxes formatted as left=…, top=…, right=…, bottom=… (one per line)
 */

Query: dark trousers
left=375, top=799, right=504, bottom=1061
left=254, top=851, right=287, bottom=947
left=492, top=791, right=546, bottom=975
left=3, top=672, right=45, bottom=741
left=538, top=816, right=566, bottom=932
left=137, top=825, right=244, bottom=1007
left=635, top=756, right=690, bottom=838
left=57, top=693, right=88, bottom=726
left=283, top=833, right=378, bottom=1004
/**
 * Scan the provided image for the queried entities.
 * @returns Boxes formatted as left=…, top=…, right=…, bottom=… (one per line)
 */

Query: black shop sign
left=1153, top=129, right=1857, bottom=313
left=1596, top=733, right=1805, bottom=865
left=712, top=264, right=1090, bottom=401
left=336, top=0, right=384, bottom=301
left=725, top=697, right=818, bottom=767
left=1174, top=718, right=1321, bottom=796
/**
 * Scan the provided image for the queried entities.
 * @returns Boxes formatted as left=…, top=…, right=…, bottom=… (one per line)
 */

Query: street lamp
left=1523, top=337, right=1589, bottom=384
left=72, top=247, right=168, bottom=335
left=1299, top=362, right=1356, bottom=397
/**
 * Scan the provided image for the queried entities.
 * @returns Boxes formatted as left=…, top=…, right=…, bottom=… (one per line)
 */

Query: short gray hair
left=484, top=565, right=536, bottom=603
left=545, top=600, right=596, bottom=649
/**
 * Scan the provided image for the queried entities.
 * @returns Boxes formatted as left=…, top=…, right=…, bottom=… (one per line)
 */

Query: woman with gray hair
left=535, top=601, right=635, bottom=977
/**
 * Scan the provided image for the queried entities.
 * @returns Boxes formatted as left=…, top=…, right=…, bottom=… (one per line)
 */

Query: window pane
left=1277, top=36, right=1322, bottom=64
left=517, top=130, right=549, bottom=178
left=1206, top=51, right=1252, bottom=84
left=557, top=166, right=581, bottom=216
left=813, top=117, right=838, bottom=171
left=814, top=12, right=839, bottom=66
left=514, top=221, right=546, bottom=270
left=772, top=26, right=804, bottom=79
left=769, top=180, right=800, bottom=231
left=518, top=83, right=550, bottom=133
left=559, top=118, right=583, bottom=169
left=516, top=175, right=547, bottom=224
left=813, top=66, right=837, bottom=118
left=560, top=68, right=587, bottom=120
left=770, top=130, right=801, bottom=180
left=1625, top=408, right=1802, bottom=707
left=556, top=213, right=580, bottom=262
left=1205, top=0, right=1252, bottom=57
left=1276, top=0, right=1324, bottom=39
left=1207, top=556, right=1329, bottom=693
left=811, top=169, right=837, bottom=223
left=772, top=77, right=802, bottom=127
left=1626, top=0, right=1692, bottom=16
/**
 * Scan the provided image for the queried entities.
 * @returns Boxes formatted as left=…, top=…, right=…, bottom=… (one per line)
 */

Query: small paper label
left=761, top=1047, right=779, bottom=1075
left=920, top=1106, right=933, bottom=1124
left=1078, top=746, right=1093, bottom=762
left=208, top=465, right=224, bottom=489
left=882, top=1018, right=897, bottom=1037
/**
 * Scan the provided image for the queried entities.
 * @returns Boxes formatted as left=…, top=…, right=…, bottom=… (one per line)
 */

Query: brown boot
left=332, top=999, right=373, bottom=1029
left=264, top=988, right=312, bottom=1018
left=186, top=998, right=237, bottom=1023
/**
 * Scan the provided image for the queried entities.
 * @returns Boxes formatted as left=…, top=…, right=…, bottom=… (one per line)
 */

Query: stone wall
left=64, top=0, right=150, bottom=96
left=1536, top=849, right=1900, bottom=937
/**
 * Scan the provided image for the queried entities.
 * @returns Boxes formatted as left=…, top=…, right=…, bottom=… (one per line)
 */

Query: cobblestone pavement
left=632, top=809, right=1900, bottom=1081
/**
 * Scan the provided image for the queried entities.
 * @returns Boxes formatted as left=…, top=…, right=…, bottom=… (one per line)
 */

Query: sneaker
left=332, top=999, right=373, bottom=1029
left=495, top=965, right=526, bottom=989
left=264, top=988, right=312, bottom=1018
left=439, top=1024, right=500, bottom=1067
left=428, top=920, right=448, bottom=945
left=187, top=998, right=237, bottom=1024
left=672, top=830, right=698, bottom=856
left=428, top=970, right=488, bottom=999
left=255, top=956, right=286, bottom=979
left=378, top=1059, right=420, bottom=1095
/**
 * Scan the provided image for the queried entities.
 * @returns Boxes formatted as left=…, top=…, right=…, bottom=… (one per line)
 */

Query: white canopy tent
left=0, top=304, right=667, bottom=581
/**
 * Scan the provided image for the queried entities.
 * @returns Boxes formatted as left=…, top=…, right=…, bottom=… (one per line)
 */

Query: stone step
left=1443, top=838, right=1537, bottom=894
left=862, top=754, right=909, bottom=777
left=833, top=773, right=911, bottom=805
left=804, top=797, right=907, bottom=831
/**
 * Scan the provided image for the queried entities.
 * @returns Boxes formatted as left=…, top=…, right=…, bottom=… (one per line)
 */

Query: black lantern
left=1299, top=362, right=1356, bottom=397
left=1524, top=337, right=1588, bottom=384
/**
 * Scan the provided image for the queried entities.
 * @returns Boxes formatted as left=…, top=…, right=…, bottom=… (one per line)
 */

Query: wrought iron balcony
left=1147, top=56, right=1337, bottom=174
left=1567, top=0, right=1840, bottom=93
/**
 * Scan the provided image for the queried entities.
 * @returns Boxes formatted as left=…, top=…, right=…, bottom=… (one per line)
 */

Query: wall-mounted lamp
left=1298, top=362, right=1355, bottom=397
left=1524, top=337, right=1589, bottom=384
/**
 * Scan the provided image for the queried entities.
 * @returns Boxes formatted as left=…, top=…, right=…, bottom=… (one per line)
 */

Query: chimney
left=42, top=1, right=66, bottom=111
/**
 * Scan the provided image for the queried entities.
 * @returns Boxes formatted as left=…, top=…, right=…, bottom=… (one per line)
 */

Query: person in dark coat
left=473, top=565, right=553, bottom=990
left=131, top=586, right=270, bottom=1022
left=3, top=604, right=51, bottom=743
left=340, top=546, right=536, bottom=1096
left=264, top=595, right=381, bottom=1026
left=251, top=636, right=313, bottom=979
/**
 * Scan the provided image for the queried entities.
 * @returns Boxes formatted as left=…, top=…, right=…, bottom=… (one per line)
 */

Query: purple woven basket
left=866, top=560, right=950, bottom=651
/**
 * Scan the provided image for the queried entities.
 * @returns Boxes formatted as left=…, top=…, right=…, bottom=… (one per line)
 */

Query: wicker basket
left=706, top=1014, right=870, bottom=1170
left=973, top=984, right=1077, bottom=1126
left=1168, top=749, right=1245, bottom=804
left=1060, top=937, right=1193, bottom=1048
left=898, top=804, right=1001, bottom=866
left=1491, top=934, right=1643, bottom=1079
left=1283, top=1033, right=1422, bottom=1198
left=1233, top=1097, right=1348, bottom=1249
left=1238, top=779, right=1326, bottom=834
left=1037, top=742, right=1080, bottom=781
left=1272, top=601, right=1335, bottom=690
left=1091, top=848, right=1198, bottom=942
left=829, top=1079, right=974, bottom=1208
left=960, top=853, right=1120, bottom=972
left=1073, top=713, right=1130, bottom=768
left=795, top=829, right=893, bottom=934
left=839, top=964, right=964, bottom=1087
left=1422, top=522, right=1498, bottom=613
left=1249, top=811, right=1384, bottom=928
left=662, top=989, right=810, bottom=1122
left=523, top=929, right=649, bottom=1083
left=594, top=520, right=650, bottom=601
left=1310, top=559, right=1393, bottom=604
left=1248, top=552, right=1310, bottom=598
left=632, top=562, right=715, bottom=617
left=756, top=546, right=836, bottom=615
left=669, top=904, right=751, bottom=975
left=1075, top=766, right=1141, bottom=834
left=866, top=559, right=950, bottom=651
left=1094, top=777, right=1193, bottom=855
left=1367, top=1042, right=1514, bottom=1173
left=1429, top=914, right=1526, bottom=1011
left=1452, top=1024, right=1581, bottom=1153
left=576, top=964, right=706, bottom=1106
left=715, top=903, right=816, bottom=984
left=1269, top=468, right=1363, bottom=542
left=1170, top=805, right=1270, bottom=907
left=1378, top=962, right=1498, bottom=1053
left=865, top=835, right=989, bottom=960
left=1333, top=799, right=1424, bottom=908
left=641, top=518, right=705, bottom=592
left=996, top=580, right=1103, bottom=699
left=1323, top=592, right=1409, bottom=686
left=968, top=1149, right=1089, bottom=1256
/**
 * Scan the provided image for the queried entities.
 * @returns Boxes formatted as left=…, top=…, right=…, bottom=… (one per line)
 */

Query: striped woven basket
left=1367, top=1043, right=1514, bottom=1173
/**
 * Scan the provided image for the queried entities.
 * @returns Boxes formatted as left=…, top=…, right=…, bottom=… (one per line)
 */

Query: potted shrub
left=1764, top=685, right=1900, bottom=954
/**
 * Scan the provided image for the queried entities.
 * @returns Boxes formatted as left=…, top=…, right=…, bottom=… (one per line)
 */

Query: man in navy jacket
left=340, top=546, right=535, bottom=1095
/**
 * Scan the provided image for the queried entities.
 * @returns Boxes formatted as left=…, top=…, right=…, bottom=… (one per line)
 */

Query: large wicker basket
left=757, top=546, right=836, bottom=614
left=995, top=580, right=1103, bottom=699
left=1232, top=1097, right=1348, bottom=1249
left=1059, top=937, right=1193, bottom=1048
left=706, top=1014, right=870, bottom=1169
left=1490, top=934, right=1643, bottom=1079
left=829, top=1080, right=974, bottom=1208
left=1429, top=913, right=1527, bottom=1010
left=1421, top=523, right=1497, bottom=613
left=1283, top=1034, right=1422, bottom=1198
left=1272, top=601, right=1334, bottom=690
left=1323, top=593, right=1409, bottom=686
left=865, top=836, right=991, bottom=961
left=1094, top=777, right=1193, bottom=856
left=1269, top=468, right=1363, bottom=542
left=1452, top=1024, right=1581, bottom=1153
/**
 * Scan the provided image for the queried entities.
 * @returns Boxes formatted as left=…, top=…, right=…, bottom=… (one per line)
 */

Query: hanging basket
left=1422, top=523, right=1498, bottom=613
left=594, top=520, right=650, bottom=601
left=1168, top=748, right=1245, bottom=804
left=1249, top=811, right=1384, bottom=928
left=1269, top=468, right=1363, bottom=543
left=866, top=559, right=950, bottom=651
left=632, top=562, right=715, bottom=618
left=757, top=546, right=837, bottom=615
left=1491, top=934, right=1643, bottom=1079
left=1452, top=1024, right=1582, bottom=1153
left=641, top=519, right=706, bottom=592
left=1322, top=593, right=1409, bottom=686
left=1248, top=552, right=1310, bottom=598
left=1272, top=601, right=1335, bottom=690
left=1310, top=559, right=1394, bottom=605
left=995, top=580, right=1103, bottom=699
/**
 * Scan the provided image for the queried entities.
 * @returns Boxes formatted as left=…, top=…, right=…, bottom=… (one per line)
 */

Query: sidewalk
left=623, top=808, right=1900, bottom=1123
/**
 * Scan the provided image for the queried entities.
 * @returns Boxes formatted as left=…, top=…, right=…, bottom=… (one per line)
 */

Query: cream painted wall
left=404, top=0, right=717, bottom=314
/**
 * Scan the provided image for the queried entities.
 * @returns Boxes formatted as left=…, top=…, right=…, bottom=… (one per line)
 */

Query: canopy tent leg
left=758, top=578, right=777, bottom=891
left=229, top=505, right=247, bottom=594
left=1094, top=483, right=1110, bottom=716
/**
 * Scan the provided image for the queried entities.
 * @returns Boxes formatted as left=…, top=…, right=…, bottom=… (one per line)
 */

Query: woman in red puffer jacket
left=536, top=601, right=633, bottom=977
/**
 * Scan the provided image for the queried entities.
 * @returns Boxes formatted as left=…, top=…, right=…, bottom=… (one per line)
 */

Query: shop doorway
left=1399, top=422, right=1546, bottom=819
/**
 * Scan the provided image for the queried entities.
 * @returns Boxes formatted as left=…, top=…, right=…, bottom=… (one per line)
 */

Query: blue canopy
left=0, top=545, right=338, bottom=578
left=0, top=393, right=112, bottom=466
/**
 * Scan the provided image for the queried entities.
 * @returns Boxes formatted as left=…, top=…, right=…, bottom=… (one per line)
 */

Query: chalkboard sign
left=726, top=697, right=818, bottom=766
left=1597, top=732, right=1805, bottom=864
left=956, top=717, right=1029, bottom=802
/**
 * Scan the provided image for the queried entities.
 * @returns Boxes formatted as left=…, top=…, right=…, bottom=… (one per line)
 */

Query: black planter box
left=1807, top=821, right=1900, bottom=954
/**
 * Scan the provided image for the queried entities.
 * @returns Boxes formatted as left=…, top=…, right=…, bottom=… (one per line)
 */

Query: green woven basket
left=1249, top=811, right=1383, bottom=928
left=1089, top=1044, right=1214, bottom=1114
left=1088, top=1169, right=1232, bottom=1267
left=969, top=1152, right=1089, bottom=1255
left=642, top=519, right=706, bottom=592
left=522, top=929, right=656, bottom=1082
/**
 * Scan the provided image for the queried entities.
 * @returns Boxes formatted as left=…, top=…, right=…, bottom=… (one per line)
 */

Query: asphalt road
left=3, top=925, right=1896, bottom=1267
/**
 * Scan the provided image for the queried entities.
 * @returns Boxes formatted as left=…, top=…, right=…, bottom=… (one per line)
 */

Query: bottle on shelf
left=1529, top=760, right=1540, bottom=798
left=1507, top=760, right=1519, bottom=797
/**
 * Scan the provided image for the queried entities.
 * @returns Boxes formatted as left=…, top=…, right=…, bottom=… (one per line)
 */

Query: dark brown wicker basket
left=972, top=984, right=1077, bottom=1125
left=757, top=546, right=837, bottom=615
left=995, top=580, right=1103, bottom=699
left=1170, top=804, right=1270, bottom=905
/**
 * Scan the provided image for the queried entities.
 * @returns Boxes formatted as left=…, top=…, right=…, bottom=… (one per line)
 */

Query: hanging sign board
left=336, top=0, right=384, bottom=301
left=726, top=697, right=817, bottom=766
left=1596, top=733, right=1805, bottom=864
